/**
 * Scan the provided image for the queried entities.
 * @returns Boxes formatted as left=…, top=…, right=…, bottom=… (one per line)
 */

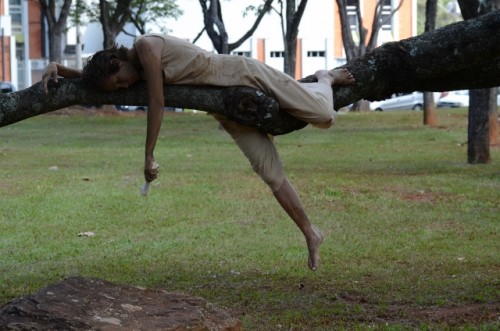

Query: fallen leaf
left=77, top=231, right=95, bottom=237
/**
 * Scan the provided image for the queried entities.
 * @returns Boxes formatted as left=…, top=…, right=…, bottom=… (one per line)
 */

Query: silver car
left=370, top=92, right=425, bottom=112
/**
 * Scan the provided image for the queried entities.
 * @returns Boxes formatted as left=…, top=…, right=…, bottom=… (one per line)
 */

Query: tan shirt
left=135, top=33, right=334, bottom=128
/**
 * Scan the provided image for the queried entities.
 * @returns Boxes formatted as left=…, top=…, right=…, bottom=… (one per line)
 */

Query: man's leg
left=273, top=178, right=324, bottom=271
left=213, top=114, right=324, bottom=271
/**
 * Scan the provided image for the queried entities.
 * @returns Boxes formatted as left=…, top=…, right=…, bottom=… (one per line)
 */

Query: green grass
left=1, top=108, right=499, bottom=329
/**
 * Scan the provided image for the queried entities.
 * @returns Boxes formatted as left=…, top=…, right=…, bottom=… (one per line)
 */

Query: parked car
left=115, top=105, right=147, bottom=111
left=0, top=81, right=16, bottom=93
left=437, top=89, right=500, bottom=108
left=115, top=105, right=183, bottom=112
left=370, top=92, right=427, bottom=112
left=437, top=90, right=469, bottom=108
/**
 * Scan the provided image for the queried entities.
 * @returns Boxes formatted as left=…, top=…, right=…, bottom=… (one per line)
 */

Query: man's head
left=82, top=44, right=129, bottom=90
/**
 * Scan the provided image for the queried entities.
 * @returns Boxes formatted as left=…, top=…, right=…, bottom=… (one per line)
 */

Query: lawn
left=0, top=108, right=498, bottom=330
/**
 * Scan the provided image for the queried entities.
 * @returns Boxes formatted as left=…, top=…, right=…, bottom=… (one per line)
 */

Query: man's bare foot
left=315, top=68, right=355, bottom=86
left=307, top=225, right=324, bottom=271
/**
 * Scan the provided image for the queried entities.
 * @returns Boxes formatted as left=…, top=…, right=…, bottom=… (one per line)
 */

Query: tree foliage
left=77, top=0, right=181, bottom=48
left=126, top=0, right=183, bottom=35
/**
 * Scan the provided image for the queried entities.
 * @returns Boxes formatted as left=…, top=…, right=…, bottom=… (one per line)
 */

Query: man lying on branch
left=42, top=33, right=355, bottom=271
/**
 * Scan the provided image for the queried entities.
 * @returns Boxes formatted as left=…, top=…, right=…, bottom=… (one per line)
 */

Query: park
left=0, top=3, right=499, bottom=331
left=0, top=105, right=498, bottom=329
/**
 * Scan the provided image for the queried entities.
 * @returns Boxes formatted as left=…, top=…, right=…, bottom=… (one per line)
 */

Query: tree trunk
left=350, top=100, right=371, bottom=112
left=423, top=92, right=437, bottom=126
left=284, top=38, right=297, bottom=77
left=423, top=0, right=437, bottom=126
left=488, top=88, right=499, bottom=146
left=457, top=0, right=496, bottom=163
left=38, top=0, right=72, bottom=62
left=48, top=29, right=63, bottom=63
left=468, top=89, right=491, bottom=163
left=282, top=0, right=307, bottom=77
left=99, top=0, right=133, bottom=49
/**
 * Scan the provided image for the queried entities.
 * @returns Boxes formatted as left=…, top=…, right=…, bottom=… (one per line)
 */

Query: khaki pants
left=213, top=81, right=335, bottom=192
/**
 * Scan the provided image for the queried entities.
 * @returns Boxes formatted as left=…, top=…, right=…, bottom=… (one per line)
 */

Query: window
left=380, top=0, right=393, bottom=31
left=9, top=0, right=22, bottom=25
left=307, top=51, right=325, bottom=57
left=270, top=51, right=284, bottom=58
left=346, top=0, right=358, bottom=32
left=232, top=51, right=251, bottom=57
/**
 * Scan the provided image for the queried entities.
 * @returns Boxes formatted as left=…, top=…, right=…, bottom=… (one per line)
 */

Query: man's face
left=101, top=72, right=130, bottom=92
left=100, top=62, right=141, bottom=92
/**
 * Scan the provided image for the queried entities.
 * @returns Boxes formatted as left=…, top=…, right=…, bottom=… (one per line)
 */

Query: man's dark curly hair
left=81, top=44, right=129, bottom=90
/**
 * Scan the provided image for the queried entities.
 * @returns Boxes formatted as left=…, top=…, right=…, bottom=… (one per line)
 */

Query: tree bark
left=282, top=0, right=308, bottom=77
left=0, top=81, right=303, bottom=135
left=423, top=0, right=437, bottom=126
left=468, top=89, right=491, bottom=163
left=301, top=11, right=500, bottom=107
left=457, top=0, right=498, bottom=163
left=1, top=11, right=500, bottom=135
left=488, top=88, right=499, bottom=146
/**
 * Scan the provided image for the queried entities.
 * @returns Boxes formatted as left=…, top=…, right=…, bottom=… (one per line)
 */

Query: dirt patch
left=402, top=302, right=500, bottom=326
left=342, top=298, right=499, bottom=327
left=49, top=105, right=123, bottom=116
left=332, top=291, right=499, bottom=327
left=0, top=276, right=241, bottom=330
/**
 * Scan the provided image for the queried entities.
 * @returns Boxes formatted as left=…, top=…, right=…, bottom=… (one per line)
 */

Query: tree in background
left=127, top=0, right=182, bottom=35
left=416, top=0, right=462, bottom=33
left=79, top=0, right=181, bottom=48
left=457, top=0, right=499, bottom=163
left=76, top=0, right=133, bottom=49
left=336, top=0, right=404, bottom=111
left=98, top=0, right=133, bottom=49
left=38, top=0, right=73, bottom=62
left=196, top=0, right=274, bottom=54
left=422, top=0, right=438, bottom=126
left=271, top=0, right=308, bottom=77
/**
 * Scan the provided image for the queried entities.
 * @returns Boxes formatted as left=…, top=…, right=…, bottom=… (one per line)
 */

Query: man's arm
left=42, top=62, right=83, bottom=94
left=135, top=37, right=166, bottom=183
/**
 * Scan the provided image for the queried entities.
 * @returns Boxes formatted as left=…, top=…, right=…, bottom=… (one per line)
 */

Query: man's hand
left=42, top=62, right=59, bottom=94
left=144, top=157, right=159, bottom=183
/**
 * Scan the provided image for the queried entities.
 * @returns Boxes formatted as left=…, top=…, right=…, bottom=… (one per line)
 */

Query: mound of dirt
left=50, top=105, right=121, bottom=116
left=0, top=276, right=241, bottom=330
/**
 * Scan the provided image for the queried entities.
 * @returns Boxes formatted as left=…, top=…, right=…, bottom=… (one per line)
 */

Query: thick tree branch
left=0, top=80, right=305, bottom=135
left=300, top=11, right=500, bottom=107
left=1, top=11, right=500, bottom=135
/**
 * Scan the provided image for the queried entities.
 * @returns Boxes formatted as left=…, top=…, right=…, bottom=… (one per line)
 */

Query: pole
left=22, top=0, right=31, bottom=88
left=75, top=24, right=82, bottom=69
left=1, top=27, right=5, bottom=81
